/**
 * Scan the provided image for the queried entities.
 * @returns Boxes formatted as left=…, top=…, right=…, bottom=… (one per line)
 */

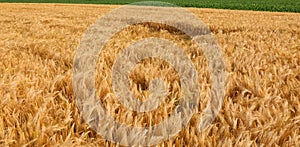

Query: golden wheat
left=0, top=3, right=299, bottom=146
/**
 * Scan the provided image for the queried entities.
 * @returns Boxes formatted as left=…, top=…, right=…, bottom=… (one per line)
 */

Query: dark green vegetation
left=0, top=0, right=299, bottom=12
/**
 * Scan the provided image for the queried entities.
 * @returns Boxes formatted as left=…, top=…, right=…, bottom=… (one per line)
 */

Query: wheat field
left=0, top=3, right=299, bottom=146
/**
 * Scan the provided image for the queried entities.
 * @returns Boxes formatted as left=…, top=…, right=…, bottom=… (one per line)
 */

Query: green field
left=0, top=0, right=299, bottom=12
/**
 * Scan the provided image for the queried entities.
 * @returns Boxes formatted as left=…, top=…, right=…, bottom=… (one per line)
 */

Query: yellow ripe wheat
left=0, top=3, right=299, bottom=146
